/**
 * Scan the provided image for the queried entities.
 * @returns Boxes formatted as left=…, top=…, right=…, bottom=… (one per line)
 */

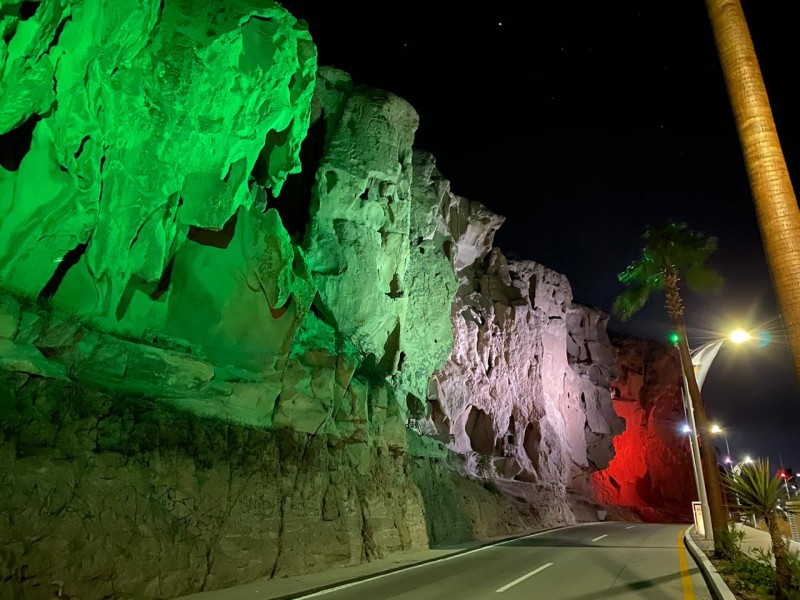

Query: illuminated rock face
left=0, top=4, right=642, bottom=596
left=429, top=231, right=623, bottom=489
left=302, top=71, right=459, bottom=410
left=0, top=0, right=316, bottom=353
left=592, top=337, right=695, bottom=521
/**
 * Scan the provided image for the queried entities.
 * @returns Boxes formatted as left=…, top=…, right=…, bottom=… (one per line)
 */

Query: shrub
left=719, top=550, right=776, bottom=597
left=718, top=521, right=745, bottom=561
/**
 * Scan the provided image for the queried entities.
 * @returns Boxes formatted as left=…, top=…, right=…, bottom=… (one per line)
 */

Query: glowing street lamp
left=710, top=423, right=732, bottom=467
left=730, top=329, right=751, bottom=344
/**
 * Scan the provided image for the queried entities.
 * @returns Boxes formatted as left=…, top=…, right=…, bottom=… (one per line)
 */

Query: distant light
left=725, top=457, right=732, bottom=464
left=710, top=424, right=722, bottom=434
left=743, top=456, right=753, bottom=464
left=780, top=471, right=787, bottom=479
left=681, top=424, right=692, bottom=434
left=669, top=332, right=680, bottom=345
left=730, top=329, right=751, bottom=344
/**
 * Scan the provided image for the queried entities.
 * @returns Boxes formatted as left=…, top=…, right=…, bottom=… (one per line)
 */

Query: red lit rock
left=592, top=337, right=696, bottom=521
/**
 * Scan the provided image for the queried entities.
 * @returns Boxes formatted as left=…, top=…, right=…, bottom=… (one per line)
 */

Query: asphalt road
left=294, top=523, right=713, bottom=600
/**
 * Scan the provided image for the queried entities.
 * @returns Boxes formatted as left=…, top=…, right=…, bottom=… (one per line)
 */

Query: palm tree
left=614, top=222, right=727, bottom=554
left=705, top=0, right=800, bottom=383
left=725, top=460, right=791, bottom=600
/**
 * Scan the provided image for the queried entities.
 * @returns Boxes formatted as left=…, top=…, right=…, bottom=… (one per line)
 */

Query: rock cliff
left=0, top=3, right=655, bottom=598
left=592, top=337, right=696, bottom=521
left=429, top=243, right=623, bottom=489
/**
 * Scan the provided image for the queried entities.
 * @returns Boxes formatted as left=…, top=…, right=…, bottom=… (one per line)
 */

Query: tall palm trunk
left=665, top=269, right=728, bottom=554
left=706, top=0, right=800, bottom=382
left=765, top=509, right=791, bottom=600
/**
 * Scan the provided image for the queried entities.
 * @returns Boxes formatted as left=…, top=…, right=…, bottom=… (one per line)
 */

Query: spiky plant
left=725, top=460, right=791, bottom=599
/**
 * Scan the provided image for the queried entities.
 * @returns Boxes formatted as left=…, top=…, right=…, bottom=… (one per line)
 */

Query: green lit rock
left=301, top=69, right=459, bottom=416
left=0, top=295, right=20, bottom=339
left=306, top=73, right=417, bottom=368
left=0, top=0, right=316, bottom=322
left=396, top=151, right=459, bottom=404
left=155, top=205, right=315, bottom=370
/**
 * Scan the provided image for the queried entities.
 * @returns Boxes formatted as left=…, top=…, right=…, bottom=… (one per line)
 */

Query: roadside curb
left=683, top=527, right=736, bottom=600
left=269, top=524, right=577, bottom=599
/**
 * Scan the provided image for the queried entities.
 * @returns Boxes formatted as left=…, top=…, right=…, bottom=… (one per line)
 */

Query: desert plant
left=475, top=452, right=493, bottom=478
left=725, top=459, right=791, bottom=599
left=718, top=520, right=746, bottom=561
left=719, top=549, right=778, bottom=597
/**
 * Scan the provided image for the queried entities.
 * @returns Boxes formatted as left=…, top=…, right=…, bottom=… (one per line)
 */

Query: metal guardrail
left=787, top=500, right=800, bottom=542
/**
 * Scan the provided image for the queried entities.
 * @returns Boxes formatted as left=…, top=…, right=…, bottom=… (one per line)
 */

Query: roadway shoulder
left=683, top=528, right=736, bottom=600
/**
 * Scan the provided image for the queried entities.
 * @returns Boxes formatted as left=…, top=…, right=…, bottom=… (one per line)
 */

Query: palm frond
left=613, top=284, right=653, bottom=320
left=685, top=265, right=724, bottom=293
left=614, top=221, right=721, bottom=320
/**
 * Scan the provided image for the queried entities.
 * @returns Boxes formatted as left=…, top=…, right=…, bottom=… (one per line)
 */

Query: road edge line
left=275, top=522, right=598, bottom=599
left=683, top=526, right=737, bottom=600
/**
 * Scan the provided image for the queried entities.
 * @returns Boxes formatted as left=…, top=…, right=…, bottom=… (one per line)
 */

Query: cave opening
left=38, top=242, right=88, bottom=301
left=464, top=406, right=495, bottom=455
left=523, top=421, right=542, bottom=469
left=267, top=116, right=327, bottom=239
left=0, top=113, right=41, bottom=171
left=428, top=398, right=450, bottom=442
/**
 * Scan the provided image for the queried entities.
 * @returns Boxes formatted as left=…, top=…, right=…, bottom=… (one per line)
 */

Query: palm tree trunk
left=675, top=321, right=729, bottom=555
left=765, top=509, right=791, bottom=600
left=705, top=0, right=800, bottom=383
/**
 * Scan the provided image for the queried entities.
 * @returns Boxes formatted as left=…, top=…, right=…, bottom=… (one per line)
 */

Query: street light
left=679, top=328, right=751, bottom=541
left=730, top=329, right=751, bottom=344
left=710, top=423, right=732, bottom=467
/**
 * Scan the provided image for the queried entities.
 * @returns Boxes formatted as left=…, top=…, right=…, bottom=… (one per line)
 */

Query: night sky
left=281, top=2, right=800, bottom=473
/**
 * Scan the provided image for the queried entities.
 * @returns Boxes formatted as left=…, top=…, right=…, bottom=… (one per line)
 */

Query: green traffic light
left=669, top=332, right=680, bottom=344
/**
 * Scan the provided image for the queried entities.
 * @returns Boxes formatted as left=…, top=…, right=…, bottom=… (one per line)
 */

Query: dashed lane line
left=495, top=563, right=554, bottom=593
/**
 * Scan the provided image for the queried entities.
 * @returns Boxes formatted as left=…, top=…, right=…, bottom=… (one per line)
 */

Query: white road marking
left=292, top=525, right=596, bottom=598
left=495, top=563, right=554, bottom=593
left=592, top=534, right=608, bottom=542
left=626, top=525, right=635, bottom=529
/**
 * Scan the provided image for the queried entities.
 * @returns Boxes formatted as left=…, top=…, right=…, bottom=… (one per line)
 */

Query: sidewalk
left=175, top=529, right=548, bottom=600
left=733, top=523, right=800, bottom=556
left=689, top=523, right=800, bottom=560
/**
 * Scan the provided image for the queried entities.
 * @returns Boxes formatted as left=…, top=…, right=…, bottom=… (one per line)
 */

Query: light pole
left=710, top=424, right=732, bottom=466
left=733, top=457, right=757, bottom=527
left=679, top=328, right=751, bottom=540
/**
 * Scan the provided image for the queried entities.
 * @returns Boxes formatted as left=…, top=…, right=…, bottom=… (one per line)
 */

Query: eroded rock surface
left=0, top=0, right=316, bottom=326
left=429, top=230, right=623, bottom=490
left=0, top=370, right=585, bottom=600
left=591, top=337, right=695, bottom=521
